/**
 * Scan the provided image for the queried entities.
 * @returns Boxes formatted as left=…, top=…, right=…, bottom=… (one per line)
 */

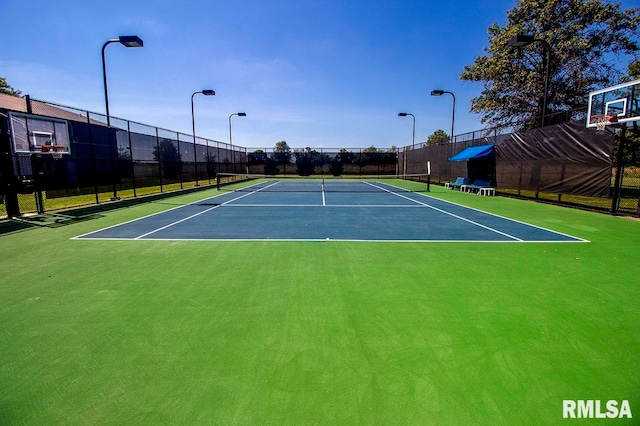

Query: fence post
left=216, top=142, right=221, bottom=178
left=109, top=126, right=119, bottom=201
left=611, top=124, right=627, bottom=215
left=87, top=114, right=99, bottom=204
left=206, top=141, right=211, bottom=184
left=245, top=147, right=249, bottom=175
left=0, top=118, right=20, bottom=217
left=126, top=120, right=136, bottom=197
left=155, top=128, right=163, bottom=193
left=177, top=132, right=183, bottom=189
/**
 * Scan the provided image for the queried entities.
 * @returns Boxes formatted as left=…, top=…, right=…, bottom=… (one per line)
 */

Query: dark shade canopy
left=448, top=144, right=495, bottom=161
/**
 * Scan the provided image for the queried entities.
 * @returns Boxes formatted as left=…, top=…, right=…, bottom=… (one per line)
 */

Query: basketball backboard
left=587, top=78, right=640, bottom=128
left=8, top=112, right=71, bottom=156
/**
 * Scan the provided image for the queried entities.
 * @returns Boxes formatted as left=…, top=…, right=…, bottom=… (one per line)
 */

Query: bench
left=464, top=179, right=493, bottom=195
left=445, top=177, right=469, bottom=190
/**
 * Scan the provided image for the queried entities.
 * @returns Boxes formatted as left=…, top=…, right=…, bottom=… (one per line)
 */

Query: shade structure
left=448, top=144, right=495, bottom=161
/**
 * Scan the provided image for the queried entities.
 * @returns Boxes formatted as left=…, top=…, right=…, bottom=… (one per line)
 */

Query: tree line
left=247, top=142, right=398, bottom=175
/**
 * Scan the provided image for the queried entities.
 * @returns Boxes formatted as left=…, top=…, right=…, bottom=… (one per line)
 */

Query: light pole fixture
left=191, top=89, right=216, bottom=186
left=102, top=35, right=144, bottom=127
left=229, top=112, right=247, bottom=148
left=508, top=34, right=551, bottom=127
left=229, top=112, right=246, bottom=174
left=431, top=90, right=456, bottom=143
left=397, top=112, right=416, bottom=149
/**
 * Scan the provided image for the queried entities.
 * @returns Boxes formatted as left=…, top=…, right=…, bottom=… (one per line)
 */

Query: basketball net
left=591, top=114, right=618, bottom=131
left=41, top=145, right=66, bottom=159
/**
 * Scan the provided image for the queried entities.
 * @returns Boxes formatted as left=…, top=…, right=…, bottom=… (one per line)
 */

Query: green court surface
left=1, top=183, right=638, bottom=425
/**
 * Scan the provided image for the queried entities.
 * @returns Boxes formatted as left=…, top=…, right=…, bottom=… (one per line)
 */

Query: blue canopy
left=448, top=144, right=495, bottom=162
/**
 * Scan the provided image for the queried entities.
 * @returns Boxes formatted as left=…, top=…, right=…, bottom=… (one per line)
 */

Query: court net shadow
left=0, top=219, right=38, bottom=236
left=11, top=212, right=104, bottom=229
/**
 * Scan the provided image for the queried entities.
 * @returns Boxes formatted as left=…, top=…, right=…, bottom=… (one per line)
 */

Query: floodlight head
left=118, top=35, right=144, bottom=48
left=238, top=112, right=247, bottom=117
left=398, top=112, right=408, bottom=117
left=507, top=34, right=535, bottom=48
left=202, top=89, right=216, bottom=96
left=431, top=90, right=445, bottom=96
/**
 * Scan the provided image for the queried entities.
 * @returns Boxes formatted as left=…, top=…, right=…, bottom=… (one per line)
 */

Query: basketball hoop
left=590, top=114, right=618, bottom=131
left=41, top=145, right=67, bottom=159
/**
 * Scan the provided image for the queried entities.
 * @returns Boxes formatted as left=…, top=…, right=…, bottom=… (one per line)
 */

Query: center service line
left=322, top=185, right=326, bottom=206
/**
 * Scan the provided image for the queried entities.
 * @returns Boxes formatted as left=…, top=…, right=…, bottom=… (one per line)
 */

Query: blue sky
left=1, top=0, right=520, bottom=149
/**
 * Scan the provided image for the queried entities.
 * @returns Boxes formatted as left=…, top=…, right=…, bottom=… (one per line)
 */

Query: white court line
left=132, top=181, right=281, bottom=239
left=74, top=179, right=587, bottom=243
left=374, top=181, right=589, bottom=242
left=365, top=181, right=524, bottom=241
left=322, top=185, right=326, bottom=206
left=71, top=179, right=275, bottom=239
left=75, top=237, right=587, bottom=243
left=219, top=204, right=423, bottom=207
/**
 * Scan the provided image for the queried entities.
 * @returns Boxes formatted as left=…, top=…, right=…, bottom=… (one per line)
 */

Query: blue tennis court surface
left=74, top=179, right=587, bottom=242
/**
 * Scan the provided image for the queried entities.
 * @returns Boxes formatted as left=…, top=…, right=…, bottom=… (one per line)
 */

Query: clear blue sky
left=1, top=0, right=518, bottom=149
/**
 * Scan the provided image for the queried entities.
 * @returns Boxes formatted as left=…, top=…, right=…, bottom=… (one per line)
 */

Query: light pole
left=229, top=112, right=247, bottom=148
left=397, top=112, right=416, bottom=149
left=229, top=112, right=246, bottom=173
left=431, top=90, right=455, bottom=143
left=191, top=89, right=216, bottom=186
left=508, top=34, right=551, bottom=127
left=102, top=35, right=143, bottom=127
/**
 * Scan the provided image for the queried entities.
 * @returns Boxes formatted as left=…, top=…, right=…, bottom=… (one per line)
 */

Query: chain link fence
left=0, top=97, right=246, bottom=217
left=1, top=97, right=638, bottom=217
left=245, top=147, right=398, bottom=176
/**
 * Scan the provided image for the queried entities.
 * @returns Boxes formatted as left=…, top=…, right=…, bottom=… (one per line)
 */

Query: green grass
left=497, top=187, right=640, bottom=214
left=41, top=181, right=209, bottom=212
left=1, top=184, right=639, bottom=425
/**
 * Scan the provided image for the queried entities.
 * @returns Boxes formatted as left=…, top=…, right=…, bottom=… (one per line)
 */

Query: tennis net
left=216, top=173, right=431, bottom=193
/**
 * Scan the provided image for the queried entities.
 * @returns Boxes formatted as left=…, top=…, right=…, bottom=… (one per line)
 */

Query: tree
left=153, top=139, right=182, bottom=179
left=264, top=158, right=280, bottom=175
left=627, top=56, right=640, bottom=79
left=355, top=146, right=378, bottom=166
left=460, top=0, right=640, bottom=129
left=0, top=77, right=21, bottom=97
left=426, top=130, right=450, bottom=147
left=338, top=148, right=355, bottom=164
left=294, top=147, right=316, bottom=176
left=328, top=156, right=344, bottom=176
left=204, top=152, right=217, bottom=178
left=247, top=149, right=268, bottom=165
left=271, top=141, right=291, bottom=173
left=117, top=145, right=131, bottom=161
left=293, top=147, right=329, bottom=176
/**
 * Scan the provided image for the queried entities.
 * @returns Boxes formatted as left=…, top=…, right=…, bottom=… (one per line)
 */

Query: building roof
left=0, top=93, right=104, bottom=125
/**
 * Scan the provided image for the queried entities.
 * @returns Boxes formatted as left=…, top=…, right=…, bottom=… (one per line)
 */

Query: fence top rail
left=6, top=96, right=587, bottom=156
left=245, top=147, right=399, bottom=152
left=24, top=97, right=240, bottom=151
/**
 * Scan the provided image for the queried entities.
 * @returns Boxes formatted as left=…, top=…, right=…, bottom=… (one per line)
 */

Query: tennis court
left=74, top=177, right=585, bottom=243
